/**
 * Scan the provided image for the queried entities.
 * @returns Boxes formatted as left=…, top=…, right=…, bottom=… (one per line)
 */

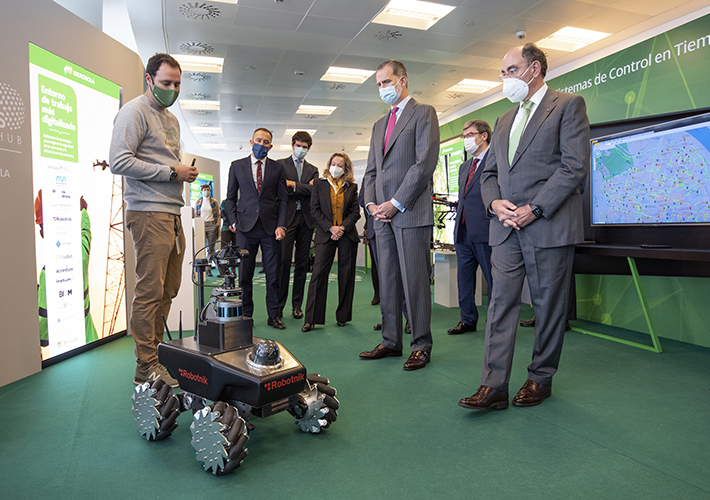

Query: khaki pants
left=126, top=211, right=185, bottom=370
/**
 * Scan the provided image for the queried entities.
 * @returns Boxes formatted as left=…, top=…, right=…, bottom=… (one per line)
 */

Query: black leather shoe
left=359, top=343, right=402, bottom=360
left=403, top=350, right=430, bottom=371
left=520, top=316, right=536, bottom=327
left=458, top=386, right=509, bottom=410
left=292, top=307, right=303, bottom=319
left=302, top=323, right=313, bottom=332
left=512, top=380, right=551, bottom=407
left=337, top=321, right=346, bottom=327
left=405, top=320, right=411, bottom=334
left=448, top=321, right=476, bottom=335
left=373, top=323, right=382, bottom=331
left=371, top=296, right=380, bottom=305
left=267, top=317, right=286, bottom=330
left=565, top=321, right=572, bottom=332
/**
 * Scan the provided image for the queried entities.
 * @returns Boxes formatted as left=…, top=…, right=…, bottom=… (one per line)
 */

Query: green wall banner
left=441, top=12, right=710, bottom=139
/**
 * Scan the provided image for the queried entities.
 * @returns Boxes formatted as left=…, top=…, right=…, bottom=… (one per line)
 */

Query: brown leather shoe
left=403, top=350, right=430, bottom=371
left=458, top=385, right=509, bottom=410
left=512, top=380, right=551, bottom=407
left=302, top=323, right=313, bottom=332
left=359, top=343, right=402, bottom=360
left=448, top=321, right=476, bottom=335
left=373, top=323, right=382, bottom=331
left=268, top=317, right=286, bottom=330
left=519, top=316, right=536, bottom=327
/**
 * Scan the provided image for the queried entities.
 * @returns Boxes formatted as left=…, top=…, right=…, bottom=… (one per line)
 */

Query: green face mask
left=150, top=78, right=179, bottom=108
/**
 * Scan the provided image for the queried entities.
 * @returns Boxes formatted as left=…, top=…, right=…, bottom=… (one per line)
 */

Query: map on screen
left=591, top=114, right=710, bottom=225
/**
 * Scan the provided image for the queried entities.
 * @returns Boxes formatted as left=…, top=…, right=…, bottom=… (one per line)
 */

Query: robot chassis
left=131, top=244, right=340, bottom=475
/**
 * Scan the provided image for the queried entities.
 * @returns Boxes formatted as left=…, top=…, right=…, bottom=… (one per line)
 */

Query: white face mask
left=379, top=77, right=402, bottom=105
left=329, top=165, right=344, bottom=179
left=294, top=146, right=308, bottom=159
left=464, top=136, right=481, bottom=155
left=502, top=64, right=534, bottom=103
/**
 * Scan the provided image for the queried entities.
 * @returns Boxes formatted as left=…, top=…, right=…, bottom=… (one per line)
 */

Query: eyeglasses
left=463, top=132, right=480, bottom=139
left=498, top=64, right=529, bottom=81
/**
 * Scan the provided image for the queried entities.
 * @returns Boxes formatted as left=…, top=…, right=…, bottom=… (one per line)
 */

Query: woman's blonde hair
left=324, top=152, right=355, bottom=183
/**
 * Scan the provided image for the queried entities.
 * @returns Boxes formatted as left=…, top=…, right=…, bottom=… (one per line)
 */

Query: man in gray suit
left=458, top=43, right=590, bottom=409
left=360, top=59, right=440, bottom=371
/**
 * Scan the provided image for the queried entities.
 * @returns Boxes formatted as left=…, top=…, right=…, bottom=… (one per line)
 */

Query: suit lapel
left=511, top=89, right=558, bottom=168
left=383, top=100, right=416, bottom=158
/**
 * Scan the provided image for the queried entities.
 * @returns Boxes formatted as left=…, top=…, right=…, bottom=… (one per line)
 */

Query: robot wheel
left=190, top=401, right=249, bottom=475
left=131, top=379, right=180, bottom=441
left=289, top=373, right=340, bottom=433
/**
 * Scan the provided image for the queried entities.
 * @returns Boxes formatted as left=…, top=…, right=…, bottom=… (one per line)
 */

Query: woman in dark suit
left=302, top=153, right=361, bottom=332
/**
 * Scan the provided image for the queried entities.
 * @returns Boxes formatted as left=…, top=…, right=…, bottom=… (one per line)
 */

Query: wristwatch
left=530, top=204, right=544, bottom=219
left=169, top=166, right=178, bottom=181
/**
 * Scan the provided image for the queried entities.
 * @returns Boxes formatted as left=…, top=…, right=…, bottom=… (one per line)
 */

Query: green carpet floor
left=1, top=268, right=709, bottom=499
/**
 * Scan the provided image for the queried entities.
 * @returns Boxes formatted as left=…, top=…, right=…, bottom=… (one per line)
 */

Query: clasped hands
left=490, top=199, right=536, bottom=230
left=368, top=201, right=398, bottom=222
left=329, top=225, right=345, bottom=241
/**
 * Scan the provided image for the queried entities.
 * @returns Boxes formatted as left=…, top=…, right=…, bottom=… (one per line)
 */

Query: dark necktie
left=295, top=159, right=302, bottom=209
left=384, top=107, right=398, bottom=153
left=256, top=160, right=262, bottom=194
left=461, top=158, right=480, bottom=224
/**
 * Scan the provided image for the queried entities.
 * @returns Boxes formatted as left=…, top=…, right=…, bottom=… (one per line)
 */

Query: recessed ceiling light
left=355, top=146, right=370, bottom=151
left=285, top=129, right=317, bottom=135
left=296, top=105, right=336, bottom=116
left=211, top=0, right=238, bottom=4
left=279, top=144, right=293, bottom=150
left=321, top=66, right=376, bottom=84
left=190, top=126, right=223, bottom=134
left=447, top=79, right=501, bottom=94
left=536, top=27, right=610, bottom=52
left=372, top=0, right=455, bottom=31
left=180, top=100, right=220, bottom=110
left=171, top=54, right=224, bottom=73
left=201, top=143, right=228, bottom=149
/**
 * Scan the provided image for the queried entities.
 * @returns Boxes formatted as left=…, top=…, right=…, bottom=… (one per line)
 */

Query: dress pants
left=277, top=209, right=313, bottom=314
left=481, top=229, right=574, bottom=391
left=376, top=223, right=432, bottom=352
left=455, top=224, right=493, bottom=327
left=304, top=236, right=357, bottom=324
left=235, top=219, right=280, bottom=318
left=126, top=211, right=185, bottom=371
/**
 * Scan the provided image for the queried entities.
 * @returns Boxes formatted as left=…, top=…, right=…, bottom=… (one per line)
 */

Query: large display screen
left=591, top=112, right=710, bottom=226
left=28, top=43, right=126, bottom=361
left=433, top=139, right=464, bottom=245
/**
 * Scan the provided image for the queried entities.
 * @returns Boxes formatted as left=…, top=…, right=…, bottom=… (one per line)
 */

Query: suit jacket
left=453, top=153, right=490, bottom=244
left=226, top=156, right=287, bottom=234
left=278, top=156, right=319, bottom=228
left=480, top=88, right=590, bottom=248
left=362, top=98, right=440, bottom=229
left=311, top=179, right=361, bottom=244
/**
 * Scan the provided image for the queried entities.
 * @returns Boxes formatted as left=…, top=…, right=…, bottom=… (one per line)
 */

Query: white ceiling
left=58, top=0, right=709, bottom=167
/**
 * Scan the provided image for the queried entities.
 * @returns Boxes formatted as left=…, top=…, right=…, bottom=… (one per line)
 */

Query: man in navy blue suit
left=226, top=128, right=288, bottom=329
left=448, top=119, right=494, bottom=335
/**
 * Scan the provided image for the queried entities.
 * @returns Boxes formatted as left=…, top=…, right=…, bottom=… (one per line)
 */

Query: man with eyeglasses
left=458, top=43, right=590, bottom=410
left=448, top=119, right=494, bottom=336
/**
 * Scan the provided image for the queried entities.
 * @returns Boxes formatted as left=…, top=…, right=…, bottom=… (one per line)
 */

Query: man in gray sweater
left=110, top=53, right=198, bottom=387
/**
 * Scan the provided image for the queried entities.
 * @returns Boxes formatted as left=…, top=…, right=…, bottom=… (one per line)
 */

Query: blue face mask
left=294, top=146, right=308, bottom=160
left=252, top=142, right=269, bottom=160
left=379, top=78, right=402, bottom=105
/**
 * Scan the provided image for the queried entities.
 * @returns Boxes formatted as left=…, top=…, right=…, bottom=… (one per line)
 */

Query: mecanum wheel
left=131, top=379, right=180, bottom=441
left=190, top=401, right=249, bottom=475
left=289, top=373, right=340, bottom=433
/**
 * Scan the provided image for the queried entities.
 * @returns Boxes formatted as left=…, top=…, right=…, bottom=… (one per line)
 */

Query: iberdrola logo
left=63, top=64, right=95, bottom=85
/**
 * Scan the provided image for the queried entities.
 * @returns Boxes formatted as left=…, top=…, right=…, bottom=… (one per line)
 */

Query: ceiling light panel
left=180, top=100, right=221, bottom=110
left=296, top=105, right=337, bottom=116
left=285, top=129, right=317, bottom=136
left=372, top=0, right=456, bottom=31
left=171, top=54, right=224, bottom=73
left=190, top=126, right=223, bottom=134
left=447, top=79, right=501, bottom=94
left=536, top=27, right=610, bottom=52
left=321, top=67, right=376, bottom=84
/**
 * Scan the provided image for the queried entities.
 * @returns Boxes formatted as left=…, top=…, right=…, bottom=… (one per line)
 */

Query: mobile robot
left=130, top=244, right=340, bottom=475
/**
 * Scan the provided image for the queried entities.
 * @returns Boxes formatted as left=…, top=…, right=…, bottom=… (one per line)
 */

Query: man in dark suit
left=276, top=131, right=319, bottom=320
left=226, top=128, right=288, bottom=329
left=360, top=59, right=440, bottom=371
left=459, top=43, right=590, bottom=410
left=448, top=119, right=493, bottom=336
